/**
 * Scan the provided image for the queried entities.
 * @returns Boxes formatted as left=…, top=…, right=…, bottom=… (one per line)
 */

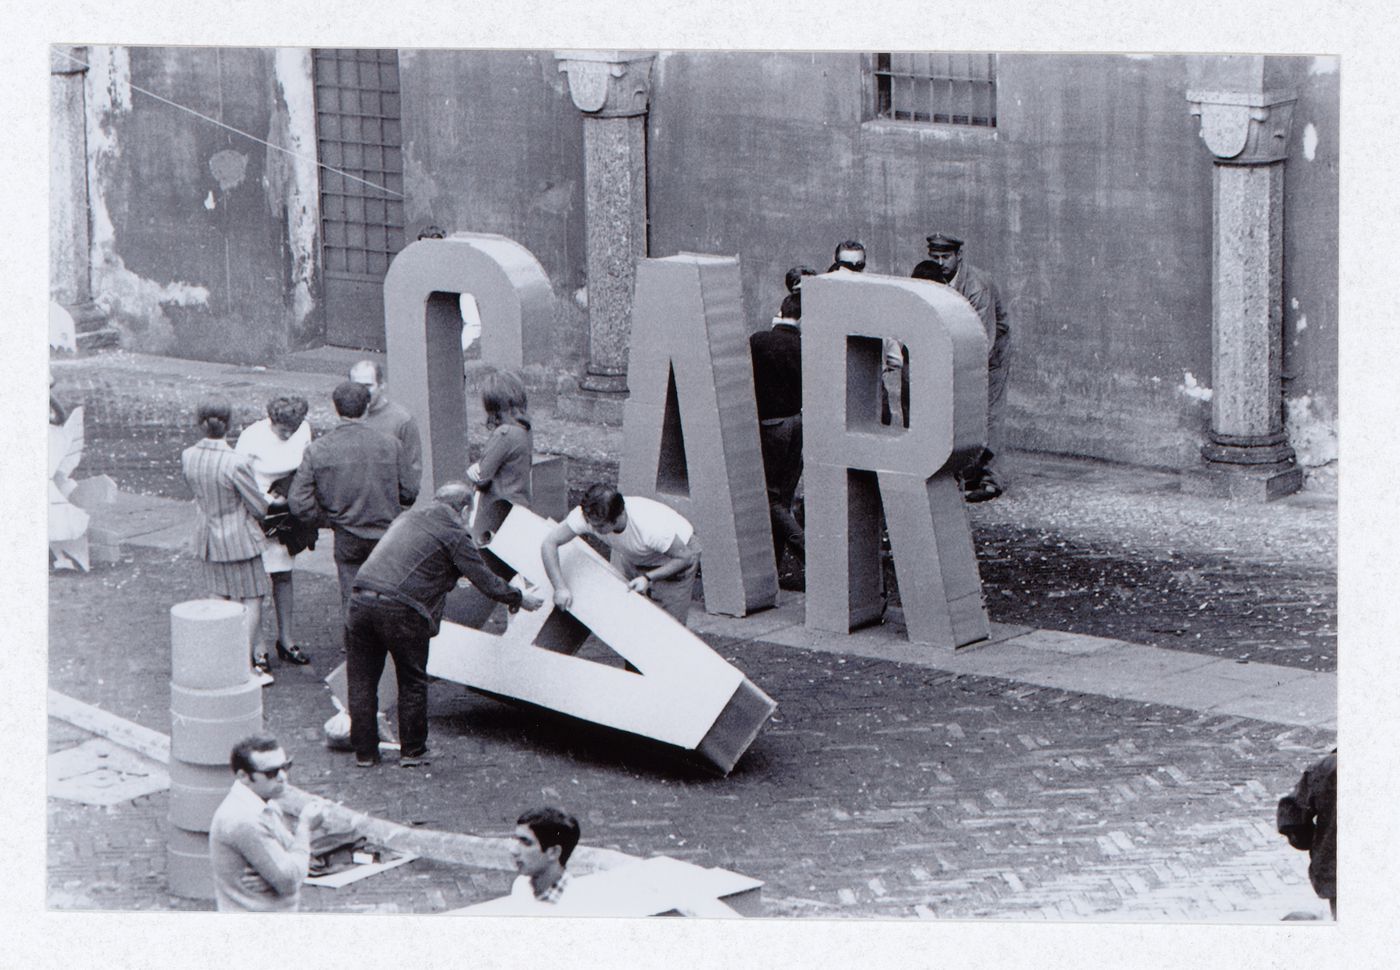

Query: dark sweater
left=749, top=322, right=802, bottom=420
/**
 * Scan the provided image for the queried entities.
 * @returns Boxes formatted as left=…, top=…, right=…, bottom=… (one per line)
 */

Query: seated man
left=540, top=484, right=703, bottom=626
left=209, top=733, right=340, bottom=912
left=509, top=806, right=581, bottom=905
left=1277, top=748, right=1337, bottom=918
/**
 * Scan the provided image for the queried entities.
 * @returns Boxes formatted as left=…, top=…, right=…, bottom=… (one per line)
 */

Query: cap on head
left=925, top=232, right=964, bottom=253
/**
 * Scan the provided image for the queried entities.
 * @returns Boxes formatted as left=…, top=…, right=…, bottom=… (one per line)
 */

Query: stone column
left=556, top=51, right=654, bottom=396
left=1185, top=86, right=1302, bottom=500
left=50, top=45, right=115, bottom=347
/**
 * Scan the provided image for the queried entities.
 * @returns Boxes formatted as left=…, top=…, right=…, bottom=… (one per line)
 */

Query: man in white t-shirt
left=540, top=484, right=702, bottom=625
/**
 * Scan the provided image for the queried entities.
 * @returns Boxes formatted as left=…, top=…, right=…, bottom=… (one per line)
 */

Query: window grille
left=873, top=53, right=997, bottom=127
left=313, top=48, right=406, bottom=281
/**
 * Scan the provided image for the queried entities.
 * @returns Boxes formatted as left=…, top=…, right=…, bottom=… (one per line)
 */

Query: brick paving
left=49, top=548, right=1334, bottom=920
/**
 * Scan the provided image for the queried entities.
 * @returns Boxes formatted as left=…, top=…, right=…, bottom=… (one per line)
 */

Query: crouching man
left=540, top=484, right=702, bottom=626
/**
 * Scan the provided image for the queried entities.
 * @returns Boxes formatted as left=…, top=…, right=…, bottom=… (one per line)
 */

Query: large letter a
left=618, top=255, right=777, bottom=617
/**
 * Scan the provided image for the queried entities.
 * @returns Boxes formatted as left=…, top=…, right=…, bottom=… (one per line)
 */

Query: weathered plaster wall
left=396, top=49, right=588, bottom=380
left=83, top=46, right=321, bottom=363
left=646, top=52, right=1338, bottom=471
left=70, top=48, right=1336, bottom=474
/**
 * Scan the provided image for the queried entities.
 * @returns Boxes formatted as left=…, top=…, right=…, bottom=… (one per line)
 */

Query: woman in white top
left=235, top=396, right=316, bottom=665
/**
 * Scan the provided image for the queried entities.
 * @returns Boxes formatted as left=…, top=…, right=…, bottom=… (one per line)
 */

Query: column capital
left=1186, top=89, right=1296, bottom=164
left=555, top=51, right=655, bottom=117
left=51, top=46, right=89, bottom=76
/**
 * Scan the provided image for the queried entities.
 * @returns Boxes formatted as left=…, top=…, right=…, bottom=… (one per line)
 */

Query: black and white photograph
left=16, top=1, right=1395, bottom=967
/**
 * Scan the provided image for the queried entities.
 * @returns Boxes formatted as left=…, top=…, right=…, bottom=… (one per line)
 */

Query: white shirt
left=564, top=496, right=694, bottom=570
left=234, top=418, right=313, bottom=494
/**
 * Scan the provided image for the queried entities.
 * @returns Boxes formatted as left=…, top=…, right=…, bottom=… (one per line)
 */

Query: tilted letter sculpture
left=426, top=505, right=776, bottom=774
left=801, top=271, right=991, bottom=649
left=618, top=254, right=778, bottom=616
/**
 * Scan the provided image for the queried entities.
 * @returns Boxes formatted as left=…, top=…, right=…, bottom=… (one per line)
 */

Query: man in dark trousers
left=911, top=232, right=1011, bottom=501
left=290, top=381, right=419, bottom=633
left=346, top=481, right=543, bottom=767
left=1277, top=748, right=1337, bottom=918
left=750, top=267, right=809, bottom=584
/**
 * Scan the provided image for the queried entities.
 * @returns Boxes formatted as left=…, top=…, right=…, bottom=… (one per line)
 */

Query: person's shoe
left=963, top=480, right=1003, bottom=503
left=399, top=748, right=434, bottom=767
left=275, top=640, right=312, bottom=665
left=251, top=656, right=274, bottom=686
left=355, top=755, right=380, bottom=768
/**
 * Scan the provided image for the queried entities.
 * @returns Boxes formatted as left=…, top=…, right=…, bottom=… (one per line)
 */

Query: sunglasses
left=254, top=758, right=293, bottom=778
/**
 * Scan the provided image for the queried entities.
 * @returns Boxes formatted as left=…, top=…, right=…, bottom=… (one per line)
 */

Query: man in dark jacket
left=911, top=232, right=1011, bottom=502
left=347, top=481, right=542, bottom=767
left=750, top=268, right=808, bottom=581
left=350, top=359, right=424, bottom=501
left=289, top=381, right=419, bottom=633
left=1277, top=748, right=1337, bottom=918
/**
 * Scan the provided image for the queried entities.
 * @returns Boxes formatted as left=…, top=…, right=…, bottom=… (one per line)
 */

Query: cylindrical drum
left=170, top=599, right=249, bottom=690
left=168, top=759, right=233, bottom=832
left=170, top=680, right=263, bottom=765
left=167, top=825, right=214, bottom=900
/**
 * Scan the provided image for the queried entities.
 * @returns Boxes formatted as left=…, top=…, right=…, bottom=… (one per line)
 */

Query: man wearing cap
left=911, top=232, right=1011, bottom=501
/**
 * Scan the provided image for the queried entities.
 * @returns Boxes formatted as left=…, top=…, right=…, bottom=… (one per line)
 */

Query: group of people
left=209, top=731, right=580, bottom=911
left=748, top=233, right=1014, bottom=581
left=180, top=360, right=422, bottom=685
left=181, top=358, right=705, bottom=771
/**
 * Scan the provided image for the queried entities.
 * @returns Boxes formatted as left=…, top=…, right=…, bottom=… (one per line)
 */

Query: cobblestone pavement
left=49, top=548, right=1333, bottom=920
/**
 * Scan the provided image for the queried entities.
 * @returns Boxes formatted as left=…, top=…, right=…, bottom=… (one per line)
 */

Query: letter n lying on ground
left=618, top=254, right=778, bottom=617
left=801, top=271, right=990, bottom=649
left=426, top=506, right=776, bottom=774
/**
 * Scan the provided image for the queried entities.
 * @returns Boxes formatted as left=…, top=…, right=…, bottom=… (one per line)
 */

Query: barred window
left=873, top=53, right=997, bottom=127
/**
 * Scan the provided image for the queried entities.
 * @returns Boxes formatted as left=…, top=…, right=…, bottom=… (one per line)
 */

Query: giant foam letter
left=618, top=254, right=777, bottom=617
left=425, top=506, right=776, bottom=775
left=384, top=233, right=554, bottom=495
left=802, top=272, right=990, bottom=648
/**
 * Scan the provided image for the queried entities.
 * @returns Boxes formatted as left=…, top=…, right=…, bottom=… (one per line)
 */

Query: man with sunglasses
left=209, top=734, right=331, bottom=911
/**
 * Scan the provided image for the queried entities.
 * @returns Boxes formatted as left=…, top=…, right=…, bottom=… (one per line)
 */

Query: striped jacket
left=181, top=437, right=269, bottom=562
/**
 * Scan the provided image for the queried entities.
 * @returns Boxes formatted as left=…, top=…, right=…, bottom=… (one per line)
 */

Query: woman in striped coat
left=181, top=397, right=274, bottom=684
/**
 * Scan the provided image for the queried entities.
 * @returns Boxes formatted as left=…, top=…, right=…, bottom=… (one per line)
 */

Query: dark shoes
left=399, top=749, right=434, bottom=768
left=963, top=479, right=1003, bottom=503
left=355, top=755, right=381, bottom=768
left=251, top=655, right=274, bottom=686
left=276, top=640, right=312, bottom=665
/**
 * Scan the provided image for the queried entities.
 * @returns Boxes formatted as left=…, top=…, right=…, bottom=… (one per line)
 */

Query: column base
left=1181, top=458, right=1304, bottom=502
left=578, top=371, right=629, bottom=394
left=556, top=377, right=627, bottom=426
left=1201, top=430, right=1296, bottom=466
